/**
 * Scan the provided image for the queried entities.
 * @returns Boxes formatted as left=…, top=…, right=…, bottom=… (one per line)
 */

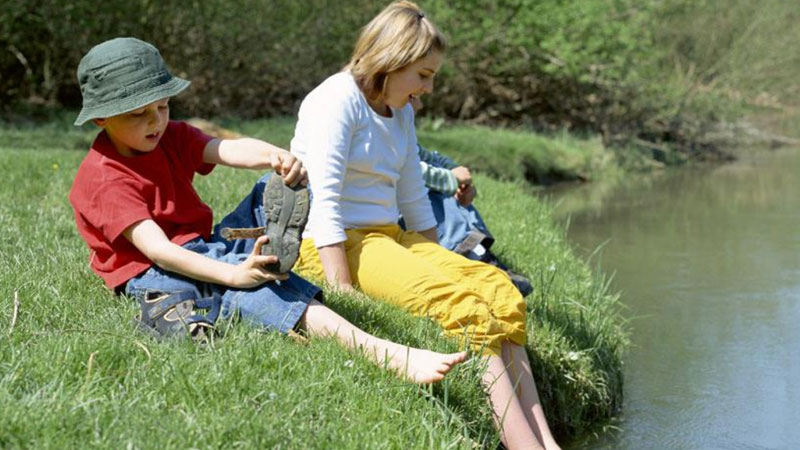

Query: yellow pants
left=295, top=225, right=527, bottom=356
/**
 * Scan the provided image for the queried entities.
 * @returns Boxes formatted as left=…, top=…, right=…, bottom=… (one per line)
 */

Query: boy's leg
left=124, top=253, right=218, bottom=338
left=298, top=299, right=467, bottom=384
left=220, top=270, right=317, bottom=334
left=428, top=191, right=493, bottom=253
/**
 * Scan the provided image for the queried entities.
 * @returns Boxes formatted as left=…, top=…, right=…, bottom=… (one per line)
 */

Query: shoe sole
left=261, top=175, right=310, bottom=273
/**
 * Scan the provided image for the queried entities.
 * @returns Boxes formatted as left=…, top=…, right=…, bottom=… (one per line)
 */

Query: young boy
left=69, top=37, right=465, bottom=384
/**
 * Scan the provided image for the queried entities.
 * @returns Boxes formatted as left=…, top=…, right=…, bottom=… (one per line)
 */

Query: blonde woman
left=291, top=2, right=559, bottom=449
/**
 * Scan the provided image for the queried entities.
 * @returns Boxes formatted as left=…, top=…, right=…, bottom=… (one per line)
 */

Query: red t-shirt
left=69, top=121, right=215, bottom=290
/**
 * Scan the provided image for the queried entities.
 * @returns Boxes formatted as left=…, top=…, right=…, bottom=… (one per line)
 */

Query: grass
left=0, top=115, right=627, bottom=448
left=416, top=121, right=619, bottom=185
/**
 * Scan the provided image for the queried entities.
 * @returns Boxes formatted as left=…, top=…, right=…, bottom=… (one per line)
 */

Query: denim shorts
left=124, top=173, right=321, bottom=334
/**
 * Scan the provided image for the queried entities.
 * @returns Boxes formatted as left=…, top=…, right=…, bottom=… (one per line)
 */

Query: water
left=550, top=149, right=800, bottom=449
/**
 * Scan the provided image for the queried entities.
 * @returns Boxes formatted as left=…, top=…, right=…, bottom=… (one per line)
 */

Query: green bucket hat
left=74, top=37, right=190, bottom=126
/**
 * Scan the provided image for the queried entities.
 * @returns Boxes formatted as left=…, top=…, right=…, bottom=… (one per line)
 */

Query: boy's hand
left=451, top=166, right=472, bottom=187
left=455, top=184, right=476, bottom=206
left=229, top=236, right=289, bottom=288
left=451, top=166, right=476, bottom=206
left=270, top=149, right=308, bottom=187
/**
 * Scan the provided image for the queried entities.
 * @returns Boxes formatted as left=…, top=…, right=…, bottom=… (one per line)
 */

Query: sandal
left=136, top=290, right=221, bottom=340
left=219, top=175, right=309, bottom=274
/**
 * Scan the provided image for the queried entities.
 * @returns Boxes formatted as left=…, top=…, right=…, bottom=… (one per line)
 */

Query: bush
left=0, top=0, right=377, bottom=115
left=2, top=0, right=797, bottom=160
left=1, top=0, right=660, bottom=126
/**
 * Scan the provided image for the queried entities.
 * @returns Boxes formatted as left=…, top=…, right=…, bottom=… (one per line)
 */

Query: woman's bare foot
left=544, top=442, right=562, bottom=450
left=376, top=345, right=468, bottom=384
left=299, top=300, right=467, bottom=383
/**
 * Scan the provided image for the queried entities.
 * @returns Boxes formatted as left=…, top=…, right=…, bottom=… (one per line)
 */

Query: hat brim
left=74, top=77, right=190, bottom=126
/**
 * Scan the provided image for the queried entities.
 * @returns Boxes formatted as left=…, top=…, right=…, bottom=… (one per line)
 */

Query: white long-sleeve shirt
left=290, top=72, right=436, bottom=248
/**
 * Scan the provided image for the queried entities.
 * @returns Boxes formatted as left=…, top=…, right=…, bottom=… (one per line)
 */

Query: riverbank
left=0, top=115, right=627, bottom=447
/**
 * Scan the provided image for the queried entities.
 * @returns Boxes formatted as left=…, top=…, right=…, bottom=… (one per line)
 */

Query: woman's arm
left=202, top=138, right=307, bottom=186
left=418, top=227, right=438, bottom=243
left=317, top=243, right=355, bottom=291
left=123, top=219, right=287, bottom=288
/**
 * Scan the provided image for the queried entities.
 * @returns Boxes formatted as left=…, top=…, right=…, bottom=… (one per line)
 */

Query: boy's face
left=94, top=98, right=170, bottom=156
left=384, top=50, right=443, bottom=109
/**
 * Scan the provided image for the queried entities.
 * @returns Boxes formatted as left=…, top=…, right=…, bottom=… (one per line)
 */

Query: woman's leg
left=310, top=227, right=526, bottom=354
left=295, top=227, right=547, bottom=444
left=504, top=342, right=561, bottom=450
left=484, top=354, right=545, bottom=450
left=298, top=299, right=467, bottom=384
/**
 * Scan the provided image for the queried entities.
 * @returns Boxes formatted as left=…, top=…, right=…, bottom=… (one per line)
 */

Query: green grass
left=416, top=121, right=619, bottom=185
left=0, top=116, right=627, bottom=448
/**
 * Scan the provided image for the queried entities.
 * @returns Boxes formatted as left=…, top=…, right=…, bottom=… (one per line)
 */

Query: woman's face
left=383, top=50, right=443, bottom=110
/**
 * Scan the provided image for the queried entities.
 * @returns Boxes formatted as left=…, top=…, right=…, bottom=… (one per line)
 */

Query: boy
left=69, top=37, right=465, bottom=384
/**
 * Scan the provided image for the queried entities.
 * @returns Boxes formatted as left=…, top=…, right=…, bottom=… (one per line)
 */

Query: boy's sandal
left=136, top=290, right=221, bottom=341
left=219, top=175, right=310, bottom=274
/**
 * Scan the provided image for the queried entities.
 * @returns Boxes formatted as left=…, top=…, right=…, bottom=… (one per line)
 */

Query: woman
left=291, top=2, right=559, bottom=448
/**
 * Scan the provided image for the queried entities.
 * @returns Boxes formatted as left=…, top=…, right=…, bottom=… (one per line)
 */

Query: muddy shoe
left=261, top=175, right=310, bottom=273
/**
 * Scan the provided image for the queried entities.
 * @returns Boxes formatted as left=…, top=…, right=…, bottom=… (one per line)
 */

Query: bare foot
left=378, top=346, right=469, bottom=384
left=544, top=440, right=561, bottom=450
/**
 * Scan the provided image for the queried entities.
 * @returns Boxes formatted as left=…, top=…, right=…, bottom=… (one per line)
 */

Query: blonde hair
left=345, top=1, right=446, bottom=101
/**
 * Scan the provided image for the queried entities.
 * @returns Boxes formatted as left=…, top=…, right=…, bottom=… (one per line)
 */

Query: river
left=549, top=148, right=800, bottom=449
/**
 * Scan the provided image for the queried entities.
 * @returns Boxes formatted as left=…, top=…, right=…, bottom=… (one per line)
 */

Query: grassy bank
left=0, top=117, right=627, bottom=447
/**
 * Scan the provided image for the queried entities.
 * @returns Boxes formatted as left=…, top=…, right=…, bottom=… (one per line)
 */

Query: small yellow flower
left=52, top=163, right=59, bottom=171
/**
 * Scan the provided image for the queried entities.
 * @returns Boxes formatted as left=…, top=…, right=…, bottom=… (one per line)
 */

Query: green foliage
left=4, top=0, right=794, bottom=164
left=0, top=0, right=377, bottom=115
left=425, top=0, right=659, bottom=127
left=0, top=118, right=628, bottom=445
left=654, top=0, right=800, bottom=102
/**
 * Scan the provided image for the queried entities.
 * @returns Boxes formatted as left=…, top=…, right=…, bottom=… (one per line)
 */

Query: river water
left=549, top=148, right=800, bottom=449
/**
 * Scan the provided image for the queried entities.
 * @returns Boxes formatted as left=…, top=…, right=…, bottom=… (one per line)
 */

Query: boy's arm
left=420, top=160, right=459, bottom=196
left=123, top=219, right=286, bottom=289
left=417, top=144, right=459, bottom=170
left=203, top=138, right=307, bottom=186
left=417, top=145, right=475, bottom=204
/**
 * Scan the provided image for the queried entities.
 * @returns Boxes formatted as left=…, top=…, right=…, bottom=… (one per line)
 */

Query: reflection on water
left=548, top=149, right=800, bottom=449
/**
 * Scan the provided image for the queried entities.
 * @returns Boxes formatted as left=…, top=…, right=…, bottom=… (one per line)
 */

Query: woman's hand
left=317, top=243, right=354, bottom=290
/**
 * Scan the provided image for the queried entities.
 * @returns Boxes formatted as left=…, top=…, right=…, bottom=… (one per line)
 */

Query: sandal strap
left=143, top=291, right=222, bottom=324
left=193, top=293, right=222, bottom=323
left=159, top=314, right=215, bottom=336
left=144, top=291, right=196, bottom=322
